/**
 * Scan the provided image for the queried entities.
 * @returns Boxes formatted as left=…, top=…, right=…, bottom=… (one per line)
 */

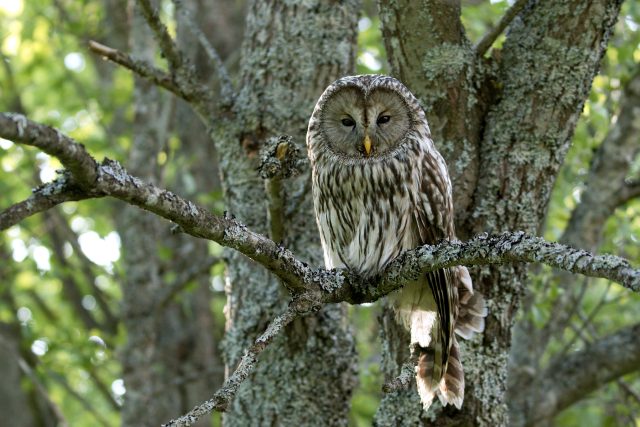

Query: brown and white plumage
left=307, top=75, right=486, bottom=411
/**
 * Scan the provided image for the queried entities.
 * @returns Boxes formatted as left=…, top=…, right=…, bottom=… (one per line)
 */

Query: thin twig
left=475, top=0, right=529, bottom=56
left=88, top=41, right=184, bottom=98
left=162, top=304, right=300, bottom=426
left=618, top=379, right=640, bottom=406
left=157, top=256, right=222, bottom=308
left=542, top=275, right=590, bottom=352
left=171, top=0, right=235, bottom=103
left=45, top=367, right=114, bottom=427
left=556, top=280, right=611, bottom=359
left=136, top=0, right=183, bottom=72
left=87, top=39, right=216, bottom=123
left=86, top=366, right=122, bottom=412
left=18, top=359, right=71, bottom=427
left=49, top=210, right=119, bottom=333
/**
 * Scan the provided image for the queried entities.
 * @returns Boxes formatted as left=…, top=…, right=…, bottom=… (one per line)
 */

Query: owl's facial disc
left=364, top=88, right=411, bottom=156
left=320, top=86, right=411, bottom=158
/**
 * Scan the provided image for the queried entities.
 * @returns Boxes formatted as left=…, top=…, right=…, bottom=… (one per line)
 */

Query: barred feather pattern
left=307, top=75, right=486, bottom=412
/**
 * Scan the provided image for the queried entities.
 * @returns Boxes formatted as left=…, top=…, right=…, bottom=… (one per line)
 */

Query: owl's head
left=308, top=75, right=426, bottom=161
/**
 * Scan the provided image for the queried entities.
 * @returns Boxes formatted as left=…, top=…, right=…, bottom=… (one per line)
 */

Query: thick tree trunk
left=216, top=1, right=360, bottom=425
left=376, top=1, right=622, bottom=425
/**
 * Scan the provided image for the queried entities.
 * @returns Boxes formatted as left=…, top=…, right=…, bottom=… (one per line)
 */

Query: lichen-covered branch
left=328, top=232, right=640, bottom=304
left=0, top=113, right=310, bottom=295
left=87, top=40, right=215, bottom=118
left=0, top=113, right=99, bottom=186
left=88, top=41, right=183, bottom=98
left=0, top=173, right=97, bottom=230
left=161, top=304, right=300, bottom=427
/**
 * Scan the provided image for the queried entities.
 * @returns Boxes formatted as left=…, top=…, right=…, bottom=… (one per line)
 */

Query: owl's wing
left=411, top=150, right=458, bottom=387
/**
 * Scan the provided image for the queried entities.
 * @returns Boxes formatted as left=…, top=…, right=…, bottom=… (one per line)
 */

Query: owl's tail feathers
left=455, top=266, right=487, bottom=340
left=437, top=336, right=464, bottom=409
left=407, top=309, right=443, bottom=413
left=415, top=340, right=464, bottom=412
left=415, top=345, right=440, bottom=413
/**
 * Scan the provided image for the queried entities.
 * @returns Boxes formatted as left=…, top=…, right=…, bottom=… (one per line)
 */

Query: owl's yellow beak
left=363, top=134, right=372, bottom=156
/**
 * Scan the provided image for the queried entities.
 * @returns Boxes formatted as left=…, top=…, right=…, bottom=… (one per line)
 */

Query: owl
left=306, top=75, right=486, bottom=411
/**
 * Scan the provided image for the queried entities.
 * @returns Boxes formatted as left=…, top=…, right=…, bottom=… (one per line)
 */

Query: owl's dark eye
left=377, top=115, right=391, bottom=125
left=341, top=117, right=355, bottom=127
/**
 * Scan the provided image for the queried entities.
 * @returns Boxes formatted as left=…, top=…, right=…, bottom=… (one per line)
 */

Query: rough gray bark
left=216, top=2, right=360, bottom=425
left=376, top=1, right=623, bottom=425
left=378, top=0, right=484, bottom=222
left=465, top=2, right=622, bottom=426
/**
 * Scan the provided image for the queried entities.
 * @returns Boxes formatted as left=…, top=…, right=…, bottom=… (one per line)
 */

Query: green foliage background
left=0, top=0, right=639, bottom=425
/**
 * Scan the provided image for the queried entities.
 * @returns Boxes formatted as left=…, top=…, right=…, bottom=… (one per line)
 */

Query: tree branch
left=88, top=41, right=182, bottom=96
left=0, top=113, right=98, bottom=186
left=171, top=0, right=234, bottom=103
left=87, top=40, right=214, bottom=115
left=474, top=0, right=529, bottom=56
left=162, top=303, right=300, bottom=427
left=259, top=136, right=306, bottom=242
left=0, top=173, right=97, bottom=230
left=17, top=360, right=70, bottom=427
left=136, top=0, right=183, bottom=72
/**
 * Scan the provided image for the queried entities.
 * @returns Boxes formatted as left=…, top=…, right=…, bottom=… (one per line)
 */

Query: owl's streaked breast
left=312, top=151, right=424, bottom=276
